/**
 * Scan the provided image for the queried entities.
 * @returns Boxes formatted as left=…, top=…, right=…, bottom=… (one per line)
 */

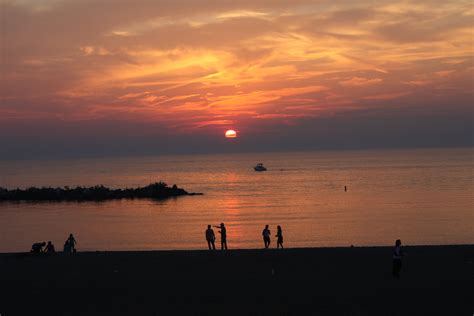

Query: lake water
left=0, top=147, right=472, bottom=252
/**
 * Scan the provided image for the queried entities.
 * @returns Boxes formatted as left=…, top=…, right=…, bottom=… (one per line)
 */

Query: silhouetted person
left=214, top=223, right=227, bottom=250
left=344, top=186, right=347, bottom=192
left=63, top=240, right=71, bottom=253
left=392, top=239, right=404, bottom=278
left=31, top=242, right=46, bottom=253
left=44, top=241, right=55, bottom=253
left=262, top=225, right=271, bottom=248
left=276, top=225, right=284, bottom=249
left=67, top=233, right=77, bottom=252
left=205, top=225, right=216, bottom=250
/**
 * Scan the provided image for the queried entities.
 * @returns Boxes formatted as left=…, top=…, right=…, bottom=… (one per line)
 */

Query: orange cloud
left=0, top=0, right=472, bottom=135
left=339, top=77, right=383, bottom=87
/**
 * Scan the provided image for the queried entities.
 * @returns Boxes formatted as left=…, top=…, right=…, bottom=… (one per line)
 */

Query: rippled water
left=0, top=147, right=472, bottom=252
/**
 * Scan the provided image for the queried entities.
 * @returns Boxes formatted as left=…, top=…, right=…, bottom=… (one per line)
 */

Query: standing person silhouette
left=205, top=225, right=216, bottom=250
left=67, top=233, right=77, bottom=252
left=214, top=223, right=227, bottom=250
left=275, top=225, right=284, bottom=249
left=63, top=240, right=71, bottom=253
left=44, top=241, right=56, bottom=253
left=392, top=239, right=404, bottom=278
left=262, top=225, right=271, bottom=248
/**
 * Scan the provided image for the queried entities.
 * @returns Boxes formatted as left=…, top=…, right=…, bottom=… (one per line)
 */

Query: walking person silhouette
left=214, top=223, right=227, bottom=250
left=392, top=239, right=404, bottom=278
left=205, top=225, right=216, bottom=250
left=276, top=225, right=284, bottom=249
left=262, top=225, right=271, bottom=248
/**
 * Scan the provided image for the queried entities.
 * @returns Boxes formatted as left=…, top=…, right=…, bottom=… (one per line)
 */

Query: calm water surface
left=0, top=148, right=472, bottom=252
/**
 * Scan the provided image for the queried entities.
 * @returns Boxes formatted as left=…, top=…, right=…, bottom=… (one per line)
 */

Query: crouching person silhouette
left=31, top=242, right=46, bottom=253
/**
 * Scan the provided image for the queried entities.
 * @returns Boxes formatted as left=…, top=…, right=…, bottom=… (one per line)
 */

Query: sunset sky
left=1, top=0, right=472, bottom=158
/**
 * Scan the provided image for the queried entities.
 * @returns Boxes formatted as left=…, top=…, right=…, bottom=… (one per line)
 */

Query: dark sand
left=1, top=245, right=473, bottom=315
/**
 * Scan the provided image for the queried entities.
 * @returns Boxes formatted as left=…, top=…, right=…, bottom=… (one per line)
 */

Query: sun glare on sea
left=225, top=130, right=237, bottom=138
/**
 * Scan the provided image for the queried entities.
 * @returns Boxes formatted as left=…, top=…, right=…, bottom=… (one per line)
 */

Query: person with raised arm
left=214, top=223, right=227, bottom=250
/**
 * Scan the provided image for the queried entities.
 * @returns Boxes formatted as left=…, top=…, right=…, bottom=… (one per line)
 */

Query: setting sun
left=225, top=130, right=237, bottom=138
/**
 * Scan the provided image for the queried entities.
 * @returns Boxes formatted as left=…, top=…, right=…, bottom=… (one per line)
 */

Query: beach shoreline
left=1, top=245, right=473, bottom=315
left=2, top=243, right=474, bottom=255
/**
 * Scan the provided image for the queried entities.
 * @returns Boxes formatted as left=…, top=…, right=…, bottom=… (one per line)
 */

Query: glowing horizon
left=0, top=0, right=472, bottom=158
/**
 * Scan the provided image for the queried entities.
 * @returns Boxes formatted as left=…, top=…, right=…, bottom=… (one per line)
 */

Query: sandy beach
left=0, top=245, right=473, bottom=315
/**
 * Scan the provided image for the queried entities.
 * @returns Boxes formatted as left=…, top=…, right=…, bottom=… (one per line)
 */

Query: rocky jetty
left=0, top=182, right=201, bottom=202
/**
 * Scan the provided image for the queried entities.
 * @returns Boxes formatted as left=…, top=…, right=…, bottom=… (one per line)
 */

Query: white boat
left=254, top=163, right=267, bottom=171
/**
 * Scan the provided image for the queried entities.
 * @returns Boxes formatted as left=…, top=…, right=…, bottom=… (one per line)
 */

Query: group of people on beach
left=262, top=225, right=284, bottom=249
left=205, top=223, right=284, bottom=250
left=30, top=233, right=77, bottom=253
left=30, top=230, right=404, bottom=278
left=205, top=224, right=404, bottom=278
left=205, top=223, right=227, bottom=250
left=31, top=241, right=56, bottom=253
